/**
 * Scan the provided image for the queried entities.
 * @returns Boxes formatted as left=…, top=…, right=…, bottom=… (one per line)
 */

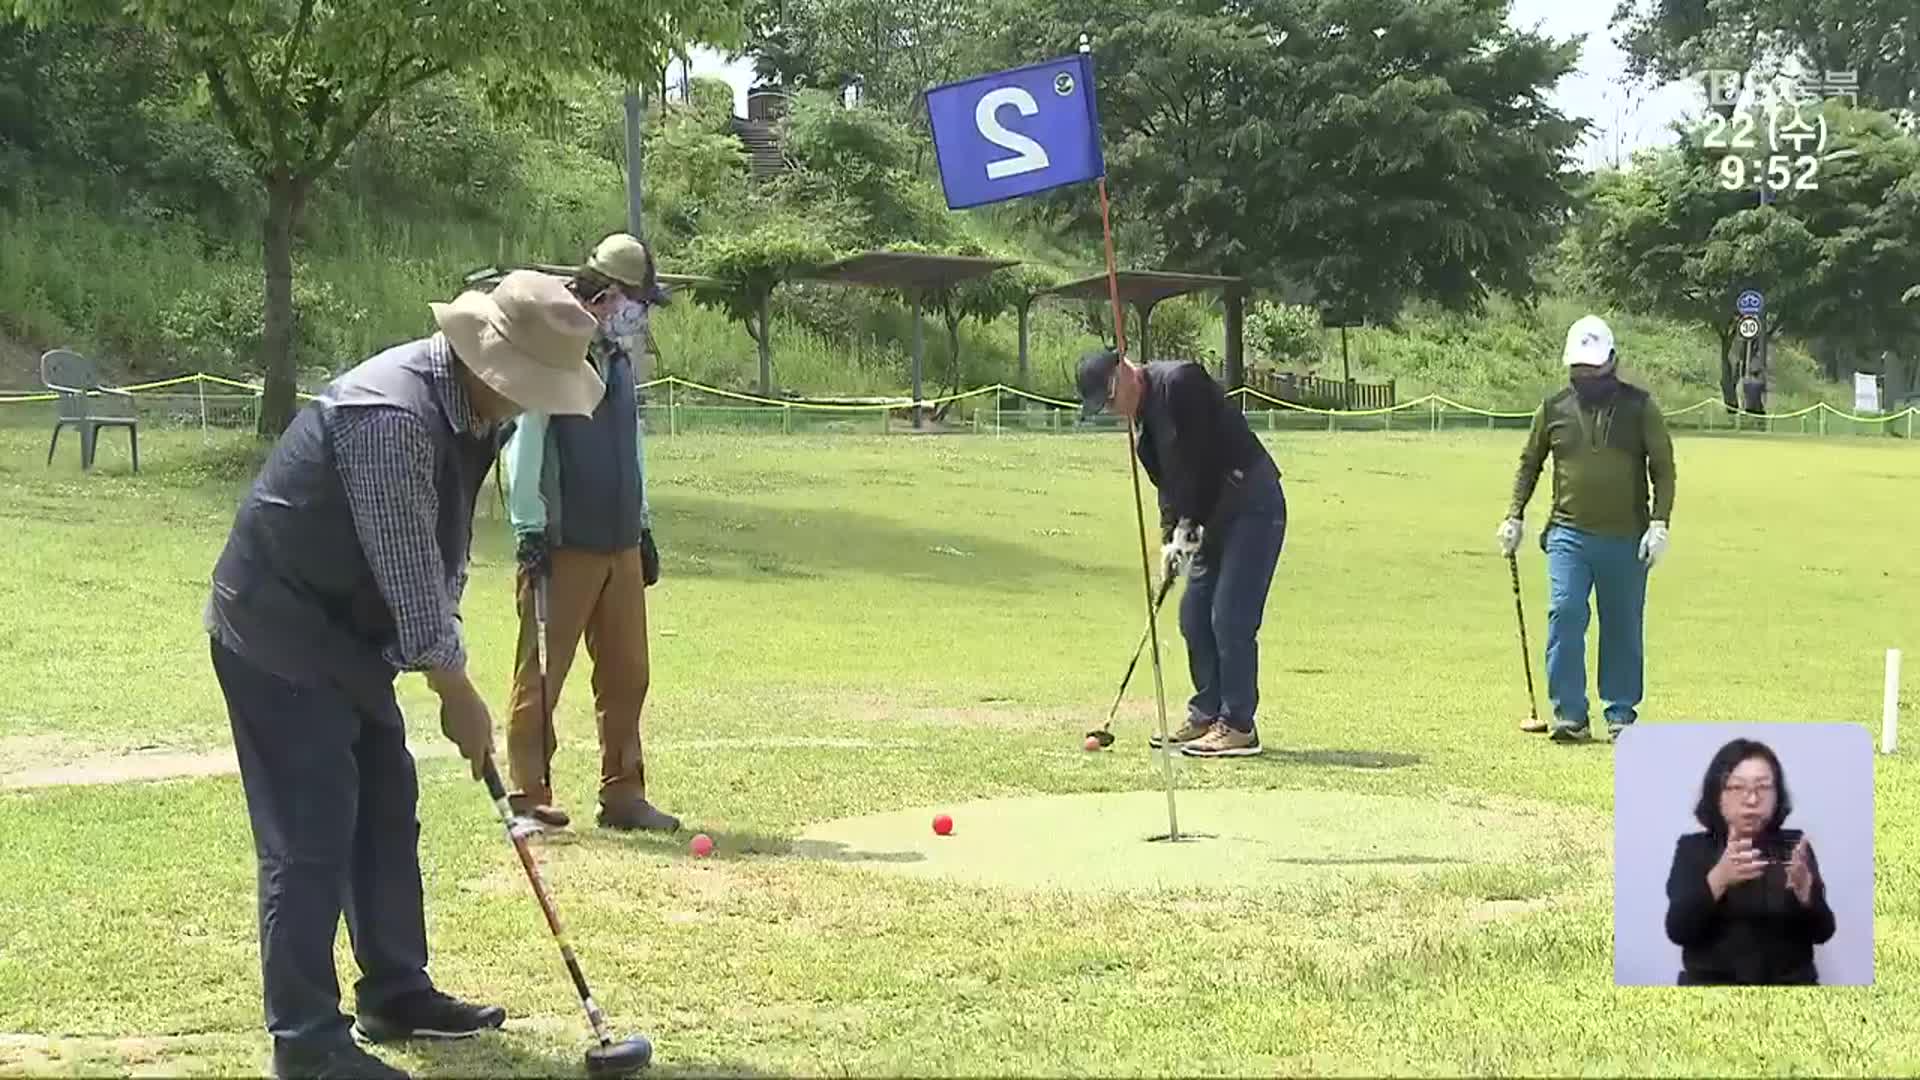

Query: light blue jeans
left=1543, top=524, right=1648, bottom=732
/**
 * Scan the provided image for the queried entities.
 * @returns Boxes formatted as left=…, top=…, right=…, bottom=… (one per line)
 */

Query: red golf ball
left=690, top=833, right=714, bottom=857
left=932, top=814, right=953, bottom=836
left=1085, top=735, right=1102, bottom=751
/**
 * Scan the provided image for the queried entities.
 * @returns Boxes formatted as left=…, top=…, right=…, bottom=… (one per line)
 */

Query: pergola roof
left=804, top=251, right=1020, bottom=292
left=459, top=263, right=721, bottom=290
left=1039, top=269, right=1245, bottom=307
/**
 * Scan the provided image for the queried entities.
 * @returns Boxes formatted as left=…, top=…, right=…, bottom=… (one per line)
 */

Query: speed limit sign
left=1737, top=315, right=1761, bottom=339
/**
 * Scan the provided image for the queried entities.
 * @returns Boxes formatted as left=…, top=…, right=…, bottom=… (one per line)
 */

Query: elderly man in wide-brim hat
left=499, top=232, right=679, bottom=834
left=204, top=270, right=603, bottom=1080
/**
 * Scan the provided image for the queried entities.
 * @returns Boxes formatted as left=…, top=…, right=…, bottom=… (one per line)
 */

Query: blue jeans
left=1543, top=524, right=1648, bottom=731
left=1180, top=479, right=1287, bottom=732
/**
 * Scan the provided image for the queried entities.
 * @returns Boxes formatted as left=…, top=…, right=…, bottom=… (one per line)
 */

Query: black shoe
left=598, top=796, right=681, bottom=832
left=274, top=1042, right=411, bottom=1079
left=1548, top=725, right=1592, bottom=744
left=353, top=989, right=506, bottom=1043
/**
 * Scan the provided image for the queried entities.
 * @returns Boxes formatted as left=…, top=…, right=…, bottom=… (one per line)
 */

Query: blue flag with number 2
left=925, top=54, right=1106, bottom=210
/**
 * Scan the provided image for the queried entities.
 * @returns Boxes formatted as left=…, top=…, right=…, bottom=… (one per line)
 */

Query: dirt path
left=0, top=736, right=457, bottom=791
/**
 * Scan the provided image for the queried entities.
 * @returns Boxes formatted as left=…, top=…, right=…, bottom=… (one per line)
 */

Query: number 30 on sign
left=924, top=54, right=1106, bottom=210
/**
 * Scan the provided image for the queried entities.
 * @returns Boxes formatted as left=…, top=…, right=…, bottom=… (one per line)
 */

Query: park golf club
left=1088, top=570, right=1177, bottom=748
left=1508, top=552, right=1547, bottom=734
left=478, top=758, right=654, bottom=1077
left=472, top=573, right=652, bottom=1076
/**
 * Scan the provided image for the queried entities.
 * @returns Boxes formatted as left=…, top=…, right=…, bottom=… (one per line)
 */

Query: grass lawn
left=0, top=421, right=1916, bottom=1076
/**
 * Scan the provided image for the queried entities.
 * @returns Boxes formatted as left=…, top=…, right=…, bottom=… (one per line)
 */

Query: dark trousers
left=211, top=638, right=432, bottom=1059
left=1179, top=478, right=1288, bottom=731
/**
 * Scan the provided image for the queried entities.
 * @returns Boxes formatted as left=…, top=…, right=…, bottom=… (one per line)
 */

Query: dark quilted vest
left=546, top=342, right=642, bottom=552
left=204, top=338, right=496, bottom=713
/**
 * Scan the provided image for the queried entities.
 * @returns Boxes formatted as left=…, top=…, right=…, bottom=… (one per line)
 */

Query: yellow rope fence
left=3, top=373, right=1915, bottom=436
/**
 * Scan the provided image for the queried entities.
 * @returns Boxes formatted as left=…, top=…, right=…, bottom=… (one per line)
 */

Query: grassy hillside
left=0, top=29, right=1856, bottom=414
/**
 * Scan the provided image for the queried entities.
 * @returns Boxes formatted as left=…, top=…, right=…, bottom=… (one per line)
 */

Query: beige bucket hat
left=430, top=269, right=605, bottom=416
left=586, top=232, right=653, bottom=288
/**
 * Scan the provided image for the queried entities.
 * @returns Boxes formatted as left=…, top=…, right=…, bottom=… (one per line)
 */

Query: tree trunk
left=1715, top=325, right=1737, bottom=412
left=258, top=172, right=308, bottom=437
left=931, top=317, right=962, bottom=423
left=1223, top=286, right=1246, bottom=390
left=756, top=293, right=772, bottom=395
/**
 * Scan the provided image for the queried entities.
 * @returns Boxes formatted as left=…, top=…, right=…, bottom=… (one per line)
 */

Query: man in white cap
left=204, top=270, right=604, bottom=1079
left=1498, top=314, right=1676, bottom=743
left=499, top=233, right=679, bottom=833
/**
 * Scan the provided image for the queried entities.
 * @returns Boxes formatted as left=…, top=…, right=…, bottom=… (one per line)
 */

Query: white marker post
left=1884, top=648, right=1902, bottom=755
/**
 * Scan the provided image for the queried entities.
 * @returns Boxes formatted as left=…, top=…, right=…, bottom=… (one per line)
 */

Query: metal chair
left=41, top=349, right=139, bottom=473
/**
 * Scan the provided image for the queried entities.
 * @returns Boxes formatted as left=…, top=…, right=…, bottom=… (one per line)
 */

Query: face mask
left=604, top=295, right=648, bottom=340
left=1570, top=362, right=1620, bottom=404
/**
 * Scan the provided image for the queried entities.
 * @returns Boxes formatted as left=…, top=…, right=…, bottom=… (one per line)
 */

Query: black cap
left=1075, top=347, right=1121, bottom=420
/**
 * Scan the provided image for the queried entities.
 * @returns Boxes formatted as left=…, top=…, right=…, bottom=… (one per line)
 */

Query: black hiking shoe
left=353, top=989, right=505, bottom=1043
left=1548, top=724, right=1592, bottom=744
left=274, top=1042, right=411, bottom=1079
left=598, top=795, right=681, bottom=833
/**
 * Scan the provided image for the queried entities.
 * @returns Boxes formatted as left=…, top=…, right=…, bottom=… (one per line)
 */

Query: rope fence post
left=668, top=381, right=678, bottom=436
left=196, top=373, right=209, bottom=442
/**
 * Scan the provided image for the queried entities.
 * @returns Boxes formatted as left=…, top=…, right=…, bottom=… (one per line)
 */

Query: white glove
left=1496, top=517, right=1524, bottom=557
left=1161, top=519, right=1203, bottom=580
left=1639, top=520, right=1669, bottom=567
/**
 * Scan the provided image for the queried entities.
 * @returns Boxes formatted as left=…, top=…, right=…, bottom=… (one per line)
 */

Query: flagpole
left=1086, top=36, right=1180, bottom=843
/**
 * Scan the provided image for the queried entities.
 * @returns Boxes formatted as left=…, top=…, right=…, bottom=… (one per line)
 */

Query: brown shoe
left=1147, top=715, right=1216, bottom=749
left=597, top=795, right=681, bottom=833
left=1180, top=720, right=1263, bottom=758
left=508, top=795, right=571, bottom=829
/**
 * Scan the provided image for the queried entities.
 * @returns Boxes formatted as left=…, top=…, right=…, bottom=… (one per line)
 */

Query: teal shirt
left=501, top=336, right=650, bottom=539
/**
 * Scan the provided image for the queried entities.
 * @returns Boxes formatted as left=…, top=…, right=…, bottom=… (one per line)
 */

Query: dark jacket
left=203, top=339, right=495, bottom=714
left=1664, top=828, right=1836, bottom=985
left=1508, top=381, right=1676, bottom=540
left=1135, top=360, right=1280, bottom=540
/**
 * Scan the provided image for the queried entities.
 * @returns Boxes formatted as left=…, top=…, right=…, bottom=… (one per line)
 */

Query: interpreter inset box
left=1612, top=723, right=1874, bottom=986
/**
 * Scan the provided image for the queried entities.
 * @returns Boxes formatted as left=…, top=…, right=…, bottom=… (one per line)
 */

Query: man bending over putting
left=1499, top=314, right=1677, bottom=743
left=204, top=271, right=605, bottom=1079
left=1077, top=347, right=1287, bottom=758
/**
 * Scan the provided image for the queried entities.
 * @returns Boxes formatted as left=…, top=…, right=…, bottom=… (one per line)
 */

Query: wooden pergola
left=803, top=251, right=1021, bottom=428
left=1029, top=269, right=1249, bottom=385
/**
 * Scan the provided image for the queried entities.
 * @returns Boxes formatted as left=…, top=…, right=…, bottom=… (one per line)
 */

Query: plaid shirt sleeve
left=329, top=405, right=466, bottom=672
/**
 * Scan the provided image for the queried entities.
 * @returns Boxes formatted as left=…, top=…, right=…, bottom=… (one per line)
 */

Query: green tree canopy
left=6, top=0, right=746, bottom=434
left=1612, top=0, right=1919, bottom=112
left=984, top=0, right=1585, bottom=329
left=741, top=0, right=991, bottom=123
left=1572, top=102, right=1920, bottom=404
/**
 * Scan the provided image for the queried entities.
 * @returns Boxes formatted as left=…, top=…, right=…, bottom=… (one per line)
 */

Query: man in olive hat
left=500, top=233, right=678, bottom=832
left=205, top=270, right=605, bottom=1079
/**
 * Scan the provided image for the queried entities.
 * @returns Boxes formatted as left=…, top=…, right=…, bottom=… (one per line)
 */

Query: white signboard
left=1854, top=372, right=1882, bottom=413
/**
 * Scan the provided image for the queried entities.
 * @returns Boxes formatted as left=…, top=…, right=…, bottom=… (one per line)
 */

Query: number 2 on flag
left=975, top=88, right=1051, bottom=179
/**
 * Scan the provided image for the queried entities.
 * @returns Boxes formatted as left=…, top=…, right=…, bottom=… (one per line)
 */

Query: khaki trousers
left=506, top=547, right=650, bottom=809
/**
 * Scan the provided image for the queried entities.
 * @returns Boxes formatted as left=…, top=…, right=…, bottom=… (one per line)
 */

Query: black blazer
left=1663, top=828, right=1836, bottom=985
